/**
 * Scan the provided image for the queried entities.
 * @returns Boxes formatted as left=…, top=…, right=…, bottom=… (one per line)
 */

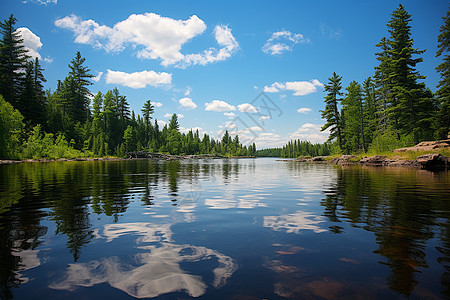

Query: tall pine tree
left=0, top=14, right=29, bottom=109
left=385, top=4, right=434, bottom=144
left=321, top=72, right=344, bottom=150
left=435, top=10, right=450, bottom=139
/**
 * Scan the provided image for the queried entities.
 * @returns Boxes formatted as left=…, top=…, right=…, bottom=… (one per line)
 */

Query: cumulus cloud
left=262, top=30, right=309, bottom=55
left=297, top=107, right=312, bottom=114
left=180, top=126, right=205, bottom=134
left=237, top=103, right=258, bottom=113
left=92, top=72, right=103, bottom=82
left=223, top=112, right=236, bottom=119
left=184, top=86, right=192, bottom=96
left=153, top=102, right=163, bottom=107
left=179, top=97, right=197, bottom=110
left=164, top=113, right=184, bottom=118
left=55, top=13, right=239, bottom=67
left=16, top=27, right=42, bottom=59
left=105, top=69, right=171, bottom=89
left=264, top=79, right=323, bottom=96
left=156, top=120, right=167, bottom=127
left=289, top=123, right=330, bottom=144
left=204, top=100, right=236, bottom=112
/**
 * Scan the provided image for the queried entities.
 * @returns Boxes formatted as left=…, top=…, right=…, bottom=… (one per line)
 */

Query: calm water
left=0, top=158, right=449, bottom=299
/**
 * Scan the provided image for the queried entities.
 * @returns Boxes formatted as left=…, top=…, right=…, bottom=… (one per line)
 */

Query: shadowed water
left=0, top=158, right=449, bottom=299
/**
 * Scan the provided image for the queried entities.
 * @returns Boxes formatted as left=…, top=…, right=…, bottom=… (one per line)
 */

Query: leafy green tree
left=0, top=95, right=24, bottom=158
left=435, top=10, right=450, bottom=139
left=0, top=14, right=29, bottom=109
left=321, top=72, right=344, bottom=150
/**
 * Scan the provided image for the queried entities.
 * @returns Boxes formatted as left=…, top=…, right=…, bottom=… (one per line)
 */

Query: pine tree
left=20, top=58, right=46, bottom=126
left=67, top=51, right=93, bottom=123
left=362, top=77, right=377, bottom=145
left=435, top=10, right=450, bottom=139
left=168, top=113, right=179, bottom=132
left=385, top=4, right=434, bottom=144
left=321, top=72, right=344, bottom=150
left=0, top=14, right=29, bottom=109
left=342, top=81, right=365, bottom=153
left=141, top=100, right=155, bottom=126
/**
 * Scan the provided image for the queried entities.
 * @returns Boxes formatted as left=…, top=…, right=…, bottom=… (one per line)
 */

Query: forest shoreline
left=0, top=152, right=256, bottom=165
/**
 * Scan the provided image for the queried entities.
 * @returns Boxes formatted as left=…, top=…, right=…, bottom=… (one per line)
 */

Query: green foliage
left=367, top=130, right=412, bottom=154
left=21, top=124, right=89, bottom=159
left=0, top=95, right=24, bottom=158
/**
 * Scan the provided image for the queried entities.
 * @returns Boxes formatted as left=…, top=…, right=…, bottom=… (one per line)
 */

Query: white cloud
left=237, top=103, right=258, bottom=113
left=297, top=107, right=312, bottom=114
left=24, top=0, right=57, bottom=5
left=181, top=25, right=239, bottom=68
left=105, top=69, right=171, bottom=89
left=16, top=27, right=42, bottom=60
left=156, top=120, right=167, bottom=127
left=204, top=100, right=236, bottom=112
left=289, top=123, right=330, bottom=144
left=164, top=113, right=184, bottom=118
left=264, top=79, right=323, bottom=96
left=55, top=14, right=238, bottom=67
left=223, top=112, right=236, bottom=119
left=153, top=102, right=163, bottom=107
left=92, top=72, right=103, bottom=82
left=184, top=86, right=192, bottom=96
left=179, top=97, right=197, bottom=110
left=259, top=115, right=270, bottom=122
left=43, top=57, right=53, bottom=63
left=262, top=30, right=309, bottom=55
left=180, top=126, right=205, bottom=134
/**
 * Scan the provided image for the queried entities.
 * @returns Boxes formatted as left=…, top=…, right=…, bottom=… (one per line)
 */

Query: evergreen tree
left=362, top=77, right=377, bottom=146
left=168, top=113, right=179, bottom=132
left=0, top=14, right=29, bottom=109
left=321, top=72, right=344, bottom=150
left=342, top=81, right=365, bottom=153
left=66, top=51, right=93, bottom=123
left=20, top=58, right=46, bottom=126
left=385, top=4, right=434, bottom=143
left=435, top=10, right=450, bottom=139
left=142, top=100, right=155, bottom=125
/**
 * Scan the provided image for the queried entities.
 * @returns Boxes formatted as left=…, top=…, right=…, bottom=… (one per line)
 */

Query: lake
left=0, top=158, right=449, bottom=299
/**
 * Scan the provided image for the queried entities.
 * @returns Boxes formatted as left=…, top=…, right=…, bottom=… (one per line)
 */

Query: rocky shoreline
left=287, top=153, right=449, bottom=170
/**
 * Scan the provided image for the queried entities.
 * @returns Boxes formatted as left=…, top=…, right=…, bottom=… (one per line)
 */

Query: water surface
left=0, top=158, right=449, bottom=299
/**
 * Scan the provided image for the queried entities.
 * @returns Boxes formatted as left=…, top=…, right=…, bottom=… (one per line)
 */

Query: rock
left=393, top=139, right=450, bottom=152
left=330, top=155, right=358, bottom=165
left=415, top=153, right=449, bottom=170
left=359, top=155, right=388, bottom=166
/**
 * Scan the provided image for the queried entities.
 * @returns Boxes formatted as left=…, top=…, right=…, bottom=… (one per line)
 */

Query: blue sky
left=2, top=0, right=447, bottom=148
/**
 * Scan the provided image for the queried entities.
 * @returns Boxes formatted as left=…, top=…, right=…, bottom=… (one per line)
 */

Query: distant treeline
left=0, top=14, right=254, bottom=159
left=256, top=140, right=331, bottom=158
left=320, top=5, right=449, bottom=154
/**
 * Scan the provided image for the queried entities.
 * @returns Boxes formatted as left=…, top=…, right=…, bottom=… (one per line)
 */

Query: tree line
left=0, top=14, right=255, bottom=160
left=255, top=140, right=331, bottom=158
left=321, top=5, right=449, bottom=154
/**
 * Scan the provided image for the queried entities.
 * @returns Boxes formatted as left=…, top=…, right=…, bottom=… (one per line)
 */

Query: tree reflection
left=321, top=166, right=450, bottom=296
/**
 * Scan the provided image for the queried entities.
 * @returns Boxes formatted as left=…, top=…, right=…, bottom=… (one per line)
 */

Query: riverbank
left=0, top=152, right=255, bottom=165
left=282, top=139, right=450, bottom=171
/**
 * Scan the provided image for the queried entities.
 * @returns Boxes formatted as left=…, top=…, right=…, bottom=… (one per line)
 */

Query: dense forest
left=0, top=15, right=256, bottom=160
left=258, top=5, right=449, bottom=158
left=255, top=140, right=331, bottom=158
left=320, top=5, right=449, bottom=155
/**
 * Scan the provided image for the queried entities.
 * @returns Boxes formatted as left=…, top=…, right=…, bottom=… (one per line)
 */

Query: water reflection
left=321, top=166, right=450, bottom=297
left=0, top=160, right=449, bottom=299
left=50, top=222, right=236, bottom=298
left=263, top=211, right=327, bottom=234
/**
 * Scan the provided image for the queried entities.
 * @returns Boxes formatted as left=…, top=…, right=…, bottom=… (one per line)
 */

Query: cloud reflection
left=50, top=222, right=236, bottom=298
left=263, top=211, right=327, bottom=234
